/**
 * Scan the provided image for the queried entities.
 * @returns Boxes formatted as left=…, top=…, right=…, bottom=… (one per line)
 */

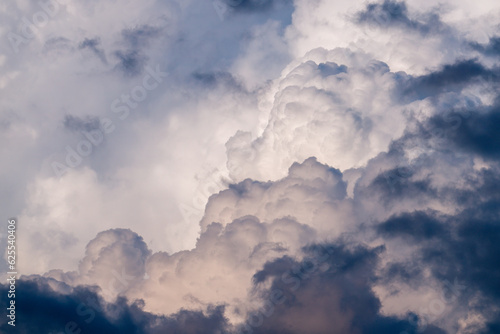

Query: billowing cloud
left=2, top=0, right=500, bottom=333
left=227, top=48, right=409, bottom=181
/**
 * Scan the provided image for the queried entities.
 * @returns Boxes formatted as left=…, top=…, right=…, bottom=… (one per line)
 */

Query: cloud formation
left=2, top=0, right=500, bottom=333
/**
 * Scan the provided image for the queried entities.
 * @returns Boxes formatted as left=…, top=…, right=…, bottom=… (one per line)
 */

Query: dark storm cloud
left=389, top=96, right=500, bottom=161
left=217, top=0, right=294, bottom=26
left=481, top=321, right=500, bottom=334
left=369, top=167, right=437, bottom=204
left=79, top=37, right=108, bottom=64
left=376, top=210, right=446, bottom=242
left=0, top=277, right=230, bottom=334
left=379, top=261, right=424, bottom=286
left=224, top=0, right=280, bottom=13
left=355, top=0, right=444, bottom=35
left=420, top=204, right=500, bottom=303
left=240, top=242, right=446, bottom=334
left=63, top=115, right=101, bottom=133
left=368, top=140, right=500, bottom=329
left=397, top=59, right=499, bottom=102
left=345, top=47, right=500, bottom=323
left=428, top=103, right=500, bottom=160
left=375, top=203, right=500, bottom=327
left=114, top=50, right=148, bottom=76
left=471, top=36, right=500, bottom=57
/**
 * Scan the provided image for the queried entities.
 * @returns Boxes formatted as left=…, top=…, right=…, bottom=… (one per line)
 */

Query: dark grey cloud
left=192, top=71, right=243, bottom=90
left=471, top=36, right=500, bottom=57
left=225, top=0, right=285, bottom=13
left=339, top=51, right=500, bottom=325
left=397, top=59, right=499, bottom=102
left=113, top=25, right=162, bottom=76
left=0, top=277, right=229, bottom=334
left=214, top=0, right=294, bottom=30
left=429, top=103, right=500, bottom=160
left=79, top=37, right=108, bottom=64
left=114, top=50, right=148, bottom=76
left=355, top=0, right=444, bottom=35
left=374, top=199, right=500, bottom=328
left=389, top=95, right=500, bottom=161
left=368, top=166, right=437, bottom=205
left=376, top=211, right=447, bottom=242
left=420, top=208, right=500, bottom=302
left=481, top=321, right=500, bottom=334
left=362, top=119, right=500, bottom=331
left=241, top=242, right=446, bottom=334
left=317, top=62, right=348, bottom=77
left=379, top=261, right=424, bottom=286
left=63, top=115, right=101, bottom=133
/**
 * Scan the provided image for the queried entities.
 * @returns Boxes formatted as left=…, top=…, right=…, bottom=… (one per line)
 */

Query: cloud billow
left=3, top=0, right=500, bottom=333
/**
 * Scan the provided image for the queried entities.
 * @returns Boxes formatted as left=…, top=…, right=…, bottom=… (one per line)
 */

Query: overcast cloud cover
left=1, top=0, right=500, bottom=333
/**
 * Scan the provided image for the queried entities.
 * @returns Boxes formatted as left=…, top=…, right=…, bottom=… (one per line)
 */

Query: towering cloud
left=227, top=48, right=409, bottom=181
left=1, top=0, right=500, bottom=333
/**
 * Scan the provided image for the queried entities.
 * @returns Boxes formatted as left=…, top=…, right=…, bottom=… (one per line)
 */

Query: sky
left=1, top=0, right=500, bottom=333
